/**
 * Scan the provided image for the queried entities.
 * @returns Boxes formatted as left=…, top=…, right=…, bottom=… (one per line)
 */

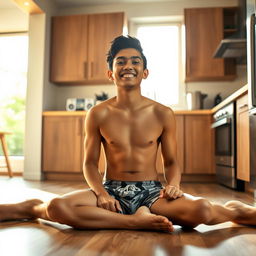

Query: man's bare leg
left=151, top=194, right=256, bottom=227
left=0, top=190, right=173, bottom=232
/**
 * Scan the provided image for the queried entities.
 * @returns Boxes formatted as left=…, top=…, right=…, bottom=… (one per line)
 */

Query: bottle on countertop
left=214, top=93, right=222, bottom=106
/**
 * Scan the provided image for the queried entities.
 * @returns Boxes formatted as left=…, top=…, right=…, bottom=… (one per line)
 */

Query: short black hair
left=106, top=35, right=147, bottom=71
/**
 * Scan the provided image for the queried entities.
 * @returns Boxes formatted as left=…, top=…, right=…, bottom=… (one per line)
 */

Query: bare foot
left=130, top=206, right=174, bottom=232
left=0, top=199, right=43, bottom=221
left=225, top=200, right=256, bottom=225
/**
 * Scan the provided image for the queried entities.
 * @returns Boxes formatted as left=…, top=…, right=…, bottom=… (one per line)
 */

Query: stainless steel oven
left=212, top=102, right=244, bottom=190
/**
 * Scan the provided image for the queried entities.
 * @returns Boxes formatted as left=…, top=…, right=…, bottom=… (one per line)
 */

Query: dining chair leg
left=0, top=134, right=13, bottom=177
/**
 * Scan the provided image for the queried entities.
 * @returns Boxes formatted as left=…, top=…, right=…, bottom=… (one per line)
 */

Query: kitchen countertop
left=42, top=84, right=248, bottom=116
left=42, top=109, right=213, bottom=116
left=211, top=84, right=248, bottom=113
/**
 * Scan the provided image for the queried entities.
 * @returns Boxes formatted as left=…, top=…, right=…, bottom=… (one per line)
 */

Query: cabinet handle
left=84, top=62, right=88, bottom=79
left=90, top=62, right=93, bottom=78
left=239, top=104, right=248, bottom=109
left=77, top=118, right=83, bottom=136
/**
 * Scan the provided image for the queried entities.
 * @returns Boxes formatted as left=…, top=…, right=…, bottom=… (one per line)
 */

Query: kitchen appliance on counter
left=66, top=98, right=94, bottom=111
left=212, top=102, right=244, bottom=190
left=186, top=91, right=208, bottom=110
left=247, top=0, right=256, bottom=188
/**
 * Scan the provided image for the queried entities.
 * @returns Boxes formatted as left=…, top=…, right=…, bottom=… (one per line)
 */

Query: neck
left=115, top=87, right=143, bottom=110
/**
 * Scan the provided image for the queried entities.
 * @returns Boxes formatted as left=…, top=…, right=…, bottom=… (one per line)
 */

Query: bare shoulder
left=85, top=97, right=115, bottom=125
left=148, top=99, right=175, bottom=124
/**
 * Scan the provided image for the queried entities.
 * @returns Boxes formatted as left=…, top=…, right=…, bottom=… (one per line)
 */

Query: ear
left=143, top=69, right=149, bottom=79
left=107, top=70, right=114, bottom=81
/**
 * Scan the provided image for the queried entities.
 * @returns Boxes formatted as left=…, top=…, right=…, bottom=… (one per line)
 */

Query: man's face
left=108, top=48, right=148, bottom=89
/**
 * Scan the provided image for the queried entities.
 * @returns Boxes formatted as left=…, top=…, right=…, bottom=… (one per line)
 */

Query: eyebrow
left=115, top=56, right=142, bottom=60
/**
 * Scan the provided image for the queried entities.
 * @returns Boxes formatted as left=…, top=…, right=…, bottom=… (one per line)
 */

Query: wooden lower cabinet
left=157, top=114, right=214, bottom=176
left=156, top=115, right=184, bottom=174
left=42, top=115, right=85, bottom=176
left=236, top=93, right=250, bottom=181
left=184, top=115, right=214, bottom=174
left=43, top=113, right=214, bottom=181
left=42, top=114, right=107, bottom=180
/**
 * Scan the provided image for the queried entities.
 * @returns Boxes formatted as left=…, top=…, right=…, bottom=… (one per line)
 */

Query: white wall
left=49, top=0, right=244, bottom=111
left=187, top=65, right=247, bottom=109
left=23, top=0, right=57, bottom=180
left=0, top=8, right=28, bottom=32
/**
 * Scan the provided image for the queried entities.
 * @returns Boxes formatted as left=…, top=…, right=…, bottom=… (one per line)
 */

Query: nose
left=123, top=59, right=134, bottom=70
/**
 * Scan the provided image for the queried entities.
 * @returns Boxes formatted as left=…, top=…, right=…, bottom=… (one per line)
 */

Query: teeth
left=122, top=74, right=135, bottom=78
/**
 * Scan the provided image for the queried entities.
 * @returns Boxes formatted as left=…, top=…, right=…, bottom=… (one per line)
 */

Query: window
left=0, top=34, right=28, bottom=156
left=134, top=22, right=185, bottom=108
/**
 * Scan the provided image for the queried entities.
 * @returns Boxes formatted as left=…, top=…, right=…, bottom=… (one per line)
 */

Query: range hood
left=213, top=0, right=246, bottom=60
left=213, top=38, right=246, bottom=58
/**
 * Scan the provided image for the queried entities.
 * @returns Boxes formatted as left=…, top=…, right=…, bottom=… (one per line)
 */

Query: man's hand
left=159, top=185, right=183, bottom=200
left=97, top=193, right=122, bottom=213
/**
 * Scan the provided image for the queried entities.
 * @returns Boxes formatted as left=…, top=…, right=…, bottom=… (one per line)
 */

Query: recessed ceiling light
left=24, top=1, right=30, bottom=6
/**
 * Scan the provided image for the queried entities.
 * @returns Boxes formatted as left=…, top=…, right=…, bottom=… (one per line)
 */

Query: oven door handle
left=211, top=117, right=231, bottom=128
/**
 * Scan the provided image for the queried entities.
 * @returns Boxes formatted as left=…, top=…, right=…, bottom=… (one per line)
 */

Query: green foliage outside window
left=0, top=34, right=28, bottom=156
left=0, top=96, right=25, bottom=156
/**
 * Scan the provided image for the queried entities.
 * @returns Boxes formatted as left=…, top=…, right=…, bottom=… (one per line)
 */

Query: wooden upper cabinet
left=50, top=15, right=88, bottom=83
left=50, top=12, right=125, bottom=84
left=185, top=7, right=236, bottom=82
left=87, top=13, right=124, bottom=81
left=184, top=115, right=214, bottom=174
left=236, top=93, right=250, bottom=181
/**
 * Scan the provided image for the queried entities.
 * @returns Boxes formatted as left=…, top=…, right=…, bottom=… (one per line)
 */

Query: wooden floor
left=0, top=177, right=256, bottom=256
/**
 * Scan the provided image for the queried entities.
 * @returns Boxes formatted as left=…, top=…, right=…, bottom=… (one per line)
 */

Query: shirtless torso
left=87, top=96, right=174, bottom=181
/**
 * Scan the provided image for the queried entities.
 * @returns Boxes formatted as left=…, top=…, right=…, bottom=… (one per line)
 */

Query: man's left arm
left=159, top=108, right=183, bottom=200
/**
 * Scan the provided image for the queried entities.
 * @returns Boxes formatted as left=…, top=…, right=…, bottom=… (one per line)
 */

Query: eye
left=116, top=60, right=125, bottom=65
left=132, top=60, right=140, bottom=65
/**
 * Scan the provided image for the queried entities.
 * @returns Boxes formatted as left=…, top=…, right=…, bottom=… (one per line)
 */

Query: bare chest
left=100, top=112, right=163, bottom=147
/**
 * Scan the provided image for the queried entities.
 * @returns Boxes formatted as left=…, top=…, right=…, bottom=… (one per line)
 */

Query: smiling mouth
left=120, top=73, right=136, bottom=78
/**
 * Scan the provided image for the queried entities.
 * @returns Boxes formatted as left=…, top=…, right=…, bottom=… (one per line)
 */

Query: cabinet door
left=185, top=8, right=235, bottom=81
left=156, top=114, right=184, bottom=174
left=50, top=15, right=88, bottom=83
left=87, top=13, right=124, bottom=82
left=175, top=115, right=184, bottom=173
left=43, top=116, right=84, bottom=173
left=236, top=94, right=250, bottom=181
left=184, top=115, right=214, bottom=174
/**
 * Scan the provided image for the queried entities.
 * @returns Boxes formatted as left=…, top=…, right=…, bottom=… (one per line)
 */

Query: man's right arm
left=83, top=107, right=122, bottom=213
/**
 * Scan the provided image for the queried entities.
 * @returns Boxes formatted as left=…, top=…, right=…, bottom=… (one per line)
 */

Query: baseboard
left=0, top=172, right=22, bottom=176
left=23, top=172, right=43, bottom=181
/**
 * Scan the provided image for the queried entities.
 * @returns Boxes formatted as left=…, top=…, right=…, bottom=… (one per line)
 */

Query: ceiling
left=0, top=0, right=179, bottom=9
left=53, top=0, right=177, bottom=7
left=0, top=0, right=17, bottom=8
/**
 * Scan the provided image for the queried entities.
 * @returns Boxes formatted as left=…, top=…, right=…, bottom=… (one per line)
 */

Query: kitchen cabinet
left=42, top=113, right=106, bottom=180
left=42, top=112, right=213, bottom=181
left=157, top=113, right=213, bottom=176
left=184, top=115, right=214, bottom=174
left=43, top=116, right=85, bottom=175
left=156, top=115, right=184, bottom=175
left=50, top=12, right=125, bottom=84
left=184, top=7, right=236, bottom=82
left=236, top=93, right=250, bottom=181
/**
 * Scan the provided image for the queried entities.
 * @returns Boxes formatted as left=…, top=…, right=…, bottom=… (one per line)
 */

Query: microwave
left=66, top=98, right=94, bottom=111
